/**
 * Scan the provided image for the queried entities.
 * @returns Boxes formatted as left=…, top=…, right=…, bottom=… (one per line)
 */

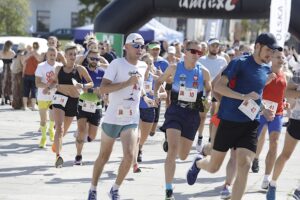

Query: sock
left=87, top=136, right=92, bottom=142
left=90, top=184, right=97, bottom=191
left=49, top=121, right=55, bottom=130
left=112, top=183, right=120, bottom=191
left=41, top=125, right=47, bottom=137
left=270, top=180, right=277, bottom=187
left=166, top=183, right=173, bottom=190
left=297, top=185, right=300, bottom=191
left=264, top=175, right=270, bottom=181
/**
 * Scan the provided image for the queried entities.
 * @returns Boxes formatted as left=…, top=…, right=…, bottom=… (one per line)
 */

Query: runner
left=35, top=47, right=61, bottom=148
left=87, top=33, right=154, bottom=200
left=186, top=33, right=279, bottom=200
left=49, top=42, right=93, bottom=168
left=154, top=40, right=211, bottom=200
left=74, top=49, right=105, bottom=165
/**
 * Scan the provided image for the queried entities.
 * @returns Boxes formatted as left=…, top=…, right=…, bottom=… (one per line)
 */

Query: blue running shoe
left=186, top=155, right=202, bottom=185
left=109, top=187, right=120, bottom=200
left=293, top=189, right=300, bottom=200
left=266, top=184, right=276, bottom=200
left=220, top=185, right=231, bottom=199
left=88, top=190, right=97, bottom=200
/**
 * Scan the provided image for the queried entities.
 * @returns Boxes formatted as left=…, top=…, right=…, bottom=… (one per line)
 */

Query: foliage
left=78, top=0, right=110, bottom=25
left=0, top=0, right=30, bottom=36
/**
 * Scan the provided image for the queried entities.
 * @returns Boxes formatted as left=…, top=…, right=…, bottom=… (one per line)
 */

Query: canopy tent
left=73, top=19, right=183, bottom=43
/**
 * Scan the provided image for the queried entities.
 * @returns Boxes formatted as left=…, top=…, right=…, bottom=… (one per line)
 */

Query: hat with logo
left=167, top=46, right=176, bottom=54
left=255, top=33, right=283, bottom=51
left=125, top=33, right=144, bottom=45
left=208, top=38, right=220, bottom=45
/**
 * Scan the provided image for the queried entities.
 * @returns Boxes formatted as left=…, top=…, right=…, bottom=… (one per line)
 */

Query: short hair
left=141, top=53, right=153, bottom=61
left=33, top=42, right=39, bottom=50
left=47, top=46, right=57, bottom=52
left=186, top=40, right=200, bottom=49
left=64, top=42, right=77, bottom=52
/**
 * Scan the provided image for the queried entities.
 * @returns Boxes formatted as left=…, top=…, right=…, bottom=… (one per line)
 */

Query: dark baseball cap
left=255, top=33, right=283, bottom=51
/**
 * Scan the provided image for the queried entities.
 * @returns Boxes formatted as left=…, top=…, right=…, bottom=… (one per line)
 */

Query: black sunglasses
left=131, top=43, right=145, bottom=49
left=89, top=57, right=100, bottom=61
left=187, top=48, right=203, bottom=56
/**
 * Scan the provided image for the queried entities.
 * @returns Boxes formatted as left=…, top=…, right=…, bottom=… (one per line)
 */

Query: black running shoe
left=74, top=155, right=82, bottom=165
left=165, top=189, right=175, bottom=200
left=137, top=150, right=142, bottom=162
left=55, top=156, right=64, bottom=168
left=251, top=158, right=259, bottom=173
left=163, top=140, right=168, bottom=152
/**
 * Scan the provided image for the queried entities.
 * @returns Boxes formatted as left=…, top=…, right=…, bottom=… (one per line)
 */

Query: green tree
left=78, top=0, right=110, bottom=25
left=0, top=0, right=30, bottom=36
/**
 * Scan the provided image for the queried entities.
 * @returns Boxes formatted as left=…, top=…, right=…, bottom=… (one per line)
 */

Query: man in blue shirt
left=186, top=33, right=280, bottom=200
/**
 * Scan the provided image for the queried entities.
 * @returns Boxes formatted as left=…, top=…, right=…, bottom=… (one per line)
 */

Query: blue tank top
left=171, top=61, right=204, bottom=107
left=83, top=66, right=105, bottom=88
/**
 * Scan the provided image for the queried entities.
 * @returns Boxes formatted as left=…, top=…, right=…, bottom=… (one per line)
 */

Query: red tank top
left=24, top=55, right=38, bottom=75
left=262, top=71, right=286, bottom=115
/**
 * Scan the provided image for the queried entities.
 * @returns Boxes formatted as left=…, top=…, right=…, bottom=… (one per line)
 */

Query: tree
left=0, top=0, right=30, bottom=36
left=78, top=0, right=110, bottom=25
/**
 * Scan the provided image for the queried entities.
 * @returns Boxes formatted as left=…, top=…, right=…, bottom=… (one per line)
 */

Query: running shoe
left=74, top=155, right=83, bottom=165
left=163, top=140, right=168, bottom=152
left=266, top=184, right=276, bottom=200
left=186, top=155, right=202, bottom=185
left=49, top=128, right=55, bottom=142
left=195, top=137, right=203, bottom=152
left=149, top=131, right=155, bottom=136
left=261, top=179, right=269, bottom=190
left=165, top=189, right=175, bottom=200
left=109, top=187, right=120, bottom=200
left=293, top=189, right=300, bottom=200
left=55, top=156, right=64, bottom=168
left=39, top=136, right=47, bottom=148
left=220, top=185, right=231, bottom=199
left=133, top=164, right=141, bottom=173
left=88, top=190, right=97, bottom=200
left=251, top=158, right=259, bottom=173
left=137, top=150, right=142, bottom=163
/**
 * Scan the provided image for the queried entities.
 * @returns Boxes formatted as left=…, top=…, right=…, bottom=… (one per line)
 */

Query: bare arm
left=35, top=76, right=47, bottom=88
left=214, top=75, right=245, bottom=100
left=201, top=67, right=212, bottom=97
left=154, top=64, right=176, bottom=98
left=99, top=77, right=137, bottom=94
left=285, top=81, right=300, bottom=98
left=99, top=56, right=109, bottom=69
left=78, top=66, right=94, bottom=89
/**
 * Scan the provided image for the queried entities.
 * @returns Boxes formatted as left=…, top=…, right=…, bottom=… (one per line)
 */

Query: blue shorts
left=101, top=123, right=138, bottom=138
left=257, top=115, right=283, bottom=137
left=140, top=108, right=155, bottom=123
left=160, top=103, right=200, bottom=141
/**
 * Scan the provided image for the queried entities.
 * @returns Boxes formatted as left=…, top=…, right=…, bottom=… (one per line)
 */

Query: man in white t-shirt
left=88, top=33, right=154, bottom=200
left=35, top=47, right=61, bottom=148
left=196, top=38, right=228, bottom=152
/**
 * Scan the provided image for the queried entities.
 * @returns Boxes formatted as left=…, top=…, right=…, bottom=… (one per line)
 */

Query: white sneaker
left=261, top=179, right=269, bottom=190
left=220, top=185, right=231, bottom=199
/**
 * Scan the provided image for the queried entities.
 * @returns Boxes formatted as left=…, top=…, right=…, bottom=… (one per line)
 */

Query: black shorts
left=140, top=108, right=155, bottom=123
left=52, top=93, right=78, bottom=117
left=160, top=103, right=200, bottom=141
left=77, top=104, right=102, bottom=126
left=213, top=119, right=260, bottom=153
left=165, top=83, right=172, bottom=91
left=287, top=119, right=300, bottom=140
left=154, top=104, right=161, bottom=123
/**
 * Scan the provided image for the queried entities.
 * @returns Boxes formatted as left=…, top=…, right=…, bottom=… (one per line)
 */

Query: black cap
left=255, top=33, right=283, bottom=51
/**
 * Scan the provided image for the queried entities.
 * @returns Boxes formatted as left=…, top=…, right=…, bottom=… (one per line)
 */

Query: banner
left=95, top=32, right=124, bottom=57
left=269, top=0, right=291, bottom=47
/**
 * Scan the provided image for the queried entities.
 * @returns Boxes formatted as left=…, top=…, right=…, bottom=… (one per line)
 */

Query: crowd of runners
left=1, top=31, right=300, bottom=200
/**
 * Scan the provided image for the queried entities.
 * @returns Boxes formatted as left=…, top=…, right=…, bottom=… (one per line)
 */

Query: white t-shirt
left=35, top=61, right=60, bottom=101
left=199, top=55, right=227, bottom=80
left=102, top=57, right=147, bottom=125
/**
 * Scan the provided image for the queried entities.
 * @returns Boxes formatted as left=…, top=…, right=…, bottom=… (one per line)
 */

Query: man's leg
left=196, top=112, right=207, bottom=152
left=231, top=148, right=255, bottom=200
left=197, top=149, right=227, bottom=173
left=75, top=118, right=87, bottom=164
left=38, top=107, right=48, bottom=148
left=252, top=125, right=267, bottom=172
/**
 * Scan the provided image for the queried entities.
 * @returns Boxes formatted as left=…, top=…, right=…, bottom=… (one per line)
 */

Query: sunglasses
left=187, top=49, right=203, bottom=56
left=131, top=43, right=145, bottom=49
left=89, top=57, right=100, bottom=61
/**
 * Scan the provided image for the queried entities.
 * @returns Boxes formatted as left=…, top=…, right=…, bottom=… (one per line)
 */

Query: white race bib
left=144, top=81, right=152, bottom=93
left=178, top=87, right=197, bottom=102
left=238, top=99, right=260, bottom=120
left=117, top=105, right=133, bottom=120
left=82, top=100, right=97, bottom=113
left=52, top=94, right=68, bottom=107
left=262, top=99, right=278, bottom=112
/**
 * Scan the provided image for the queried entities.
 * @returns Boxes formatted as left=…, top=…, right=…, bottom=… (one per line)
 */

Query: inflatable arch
left=94, top=0, right=300, bottom=40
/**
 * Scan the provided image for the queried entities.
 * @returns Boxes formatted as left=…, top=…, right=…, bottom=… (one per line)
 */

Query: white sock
left=264, top=174, right=270, bottom=181
left=270, top=180, right=277, bottom=187
left=112, top=183, right=120, bottom=191
left=90, top=184, right=97, bottom=191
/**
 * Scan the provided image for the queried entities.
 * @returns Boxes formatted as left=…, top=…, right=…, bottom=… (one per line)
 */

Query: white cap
left=208, top=38, right=220, bottom=45
left=168, top=46, right=176, bottom=54
left=125, top=33, right=144, bottom=45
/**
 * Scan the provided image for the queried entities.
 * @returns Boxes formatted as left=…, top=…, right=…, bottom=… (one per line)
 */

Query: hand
left=267, top=73, right=277, bottom=83
left=127, top=75, right=140, bottom=86
left=284, top=102, right=290, bottom=110
left=144, top=96, right=158, bottom=107
left=42, top=87, right=49, bottom=95
left=202, top=98, right=211, bottom=113
left=156, top=68, right=163, bottom=76
left=75, top=83, right=83, bottom=89
left=262, top=108, right=275, bottom=121
left=243, top=92, right=260, bottom=101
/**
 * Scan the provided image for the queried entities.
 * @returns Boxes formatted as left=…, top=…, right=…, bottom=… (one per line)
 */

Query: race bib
left=82, top=100, right=97, bottom=113
left=117, top=105, right=133, bottom=120
left=52, top=94, right=68, bottom=107
left=262, top=99, right=278, bottom=112
left=178, top=87, right=197, bottom=102
left=238, top=99, right=260, bottom=120
left=144, top=81, right=152, bottom=93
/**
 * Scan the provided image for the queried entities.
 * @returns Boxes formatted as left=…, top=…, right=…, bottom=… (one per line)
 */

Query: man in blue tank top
left=154, top=40, right=211, bottom=200
left=186, top=33, right=281, bottom=200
